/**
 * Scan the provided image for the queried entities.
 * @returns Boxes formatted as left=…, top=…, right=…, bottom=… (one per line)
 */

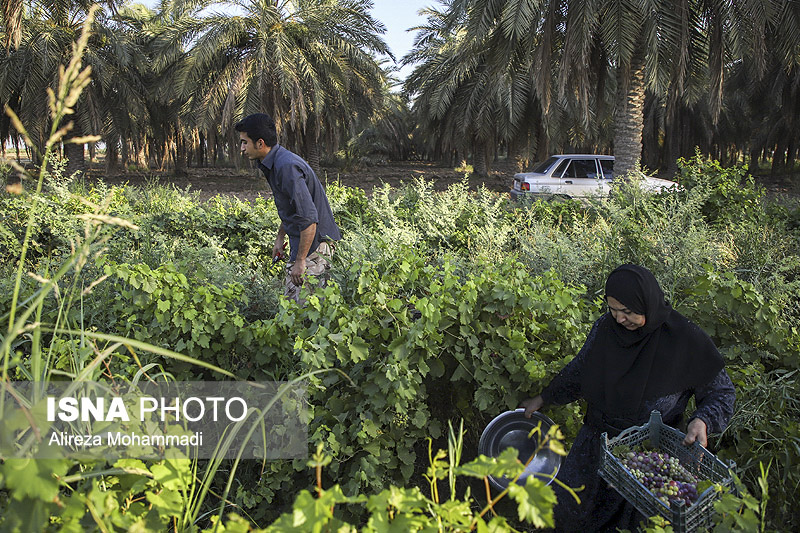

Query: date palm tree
left=2, top=0, right=24, bottom=53
left=176, top=0, right=391, bottom=173
left=717, top=1, right=800, bottom=175
left=0, top=0, right=146, bottom=175
left=416, top=0, right=787, bottom=177
left=113, top=0, right=200, bottom=174
left=404, top=1, right=552, bottom=175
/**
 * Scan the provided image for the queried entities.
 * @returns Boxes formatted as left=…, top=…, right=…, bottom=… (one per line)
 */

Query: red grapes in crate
left=617, top=449, right=701, bottom=507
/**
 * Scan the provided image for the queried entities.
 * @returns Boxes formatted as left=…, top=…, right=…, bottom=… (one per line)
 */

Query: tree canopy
left=2, top=0, right=799, bottom=178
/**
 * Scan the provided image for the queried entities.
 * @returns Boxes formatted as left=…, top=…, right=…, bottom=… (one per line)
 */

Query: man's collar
left=259, top=144, right=280, bottom=170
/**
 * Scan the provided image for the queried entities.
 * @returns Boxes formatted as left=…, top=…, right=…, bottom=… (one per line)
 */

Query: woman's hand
left=684, top=418, right=708, bottom=447
left=520, top=395, right=544, bottom=418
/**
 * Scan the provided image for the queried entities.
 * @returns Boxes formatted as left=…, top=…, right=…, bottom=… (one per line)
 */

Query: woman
left=521, top=264, right=735, bottom=532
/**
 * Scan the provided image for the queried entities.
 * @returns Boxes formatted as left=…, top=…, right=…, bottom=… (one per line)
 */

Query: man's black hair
left=234, top=113, right=278, bottom=147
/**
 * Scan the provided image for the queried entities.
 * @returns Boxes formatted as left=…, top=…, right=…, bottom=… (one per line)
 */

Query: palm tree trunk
left=771, top=140, right=786, bottom=176
left=472, top=142, right=488, bottom=177
left=304, top=121, right=322, bottom=175
left=105, top=140, right=120, bottom=174
left=120, top=140, right=130, bottom=169
left=197, top=130, right=206, bottom=167
left=306, top=141, right=321, bottom=175
left=2, top=0, right=24, bottom=52
left=207, top=129, right=218, bottom=166
left=613, top=50, right=646, bottom=178
left=174, top=129, right=188, bottom=177
left=135, top=140, right=148, bottom=169
left=64, top=141, right=85, bottom=177
left=508, top=136, right=526, bottom=172
left=159, top=141, right=170, bottom=171
left=535, top=120, right=549, bottom=163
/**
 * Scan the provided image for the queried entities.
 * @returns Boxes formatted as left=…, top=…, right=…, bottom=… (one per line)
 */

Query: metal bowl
left=478, top=409, right=562, bottom=490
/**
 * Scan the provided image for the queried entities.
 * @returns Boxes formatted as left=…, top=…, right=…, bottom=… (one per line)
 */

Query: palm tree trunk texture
left=535, top=121, right=549, bottom=163
left=771, top=140, right=786, bottom=176
left=64, top=141, right=85, bottom=177
left=174, top=130, right=188, bottom=177
left=2, top=0, right=23, bottom=52
left=123, top=141, right=132, bottom=168
left=207, top=129, right=218, bottom=166
left=307, top=143, right=320, bottom=175
left=159, top=141, right=169, bottom=171
left=508, top=136, right=526, bottom=172
left=105, top=141, right=120, bottom=174
left=472, top=142, right=488, bottom=177
left=613, top=52, right=646, bottom=177
left=135, top=142, right=148, bottom=169
left=305, top=129, right=321, bottom=175
left=197, top=130, right=206, bottom=167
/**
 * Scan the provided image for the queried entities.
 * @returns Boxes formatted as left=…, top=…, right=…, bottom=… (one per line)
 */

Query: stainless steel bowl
left=478, top=408, right=562, bottom=490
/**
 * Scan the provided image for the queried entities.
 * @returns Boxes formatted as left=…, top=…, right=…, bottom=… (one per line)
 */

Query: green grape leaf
left=2, top=458, right=69, bottom=501
left=506, top=476, right=557, bottom=528
left=145, top=488, right=183, bottom=517
left=456, top=448, right=523, bottom=479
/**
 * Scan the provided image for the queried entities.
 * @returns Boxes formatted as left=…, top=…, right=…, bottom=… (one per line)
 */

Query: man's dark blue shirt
left=258, top=144, right=341, bottom=261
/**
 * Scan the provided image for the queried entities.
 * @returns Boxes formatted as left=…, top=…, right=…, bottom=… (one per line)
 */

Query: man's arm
left=290, top=223, right=317, bottom=285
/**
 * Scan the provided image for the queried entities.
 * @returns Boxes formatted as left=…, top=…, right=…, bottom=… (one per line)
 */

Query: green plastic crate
left=599, top=410, right=735, bottom=533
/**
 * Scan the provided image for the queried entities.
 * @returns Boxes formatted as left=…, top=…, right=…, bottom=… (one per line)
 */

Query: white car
left=509, top=154, right=678, bottom=200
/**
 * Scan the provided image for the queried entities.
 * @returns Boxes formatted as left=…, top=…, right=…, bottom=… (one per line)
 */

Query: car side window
left=564, top=159, right=598, bottom=179
left=600, top=159, right=613, bottom=179
left=551, top=159, right=570, bottom=177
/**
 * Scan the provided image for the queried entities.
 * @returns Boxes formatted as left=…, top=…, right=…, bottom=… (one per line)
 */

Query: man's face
left=239, top=132, right=269, bottom=160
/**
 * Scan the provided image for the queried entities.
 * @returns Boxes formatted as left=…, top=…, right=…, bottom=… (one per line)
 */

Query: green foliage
left=680, top=265, right=799, bottom=370
left=717, top=368, right=800, bottom=526
left=324, top=181, right=379, bottom=230
left=365, top=178, right=515, bottom=259
left=226, top=247, right=593, bottom=507
left=104, top=261, right=253, bottom=378
left=711, top=466, right=771, bottom=533
left=2, top=148, right=800, bottom=531
left=675, top=151, right=765, bottom=226
left=221, top=427, right=565, bottom=532
left=0, top=454, right=213, bottom=532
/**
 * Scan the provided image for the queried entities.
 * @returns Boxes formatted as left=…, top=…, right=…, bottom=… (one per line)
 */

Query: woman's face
left=606, top=296, right=647, bottom=330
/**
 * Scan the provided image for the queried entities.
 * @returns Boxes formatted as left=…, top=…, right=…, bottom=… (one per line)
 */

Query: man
left=235, top=113, right=341, bottom=304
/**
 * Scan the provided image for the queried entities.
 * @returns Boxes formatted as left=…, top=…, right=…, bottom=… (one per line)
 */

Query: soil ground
left=9, top=156, right=800, bottom=202
left=77, top=160, right=513, bottom=203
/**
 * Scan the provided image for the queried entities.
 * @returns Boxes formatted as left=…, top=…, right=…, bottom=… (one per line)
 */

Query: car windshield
left=530, top=157, right=559, bottom=174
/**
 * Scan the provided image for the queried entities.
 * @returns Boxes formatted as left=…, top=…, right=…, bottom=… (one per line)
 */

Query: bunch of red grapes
left=618, top=449, right=701, bottom=507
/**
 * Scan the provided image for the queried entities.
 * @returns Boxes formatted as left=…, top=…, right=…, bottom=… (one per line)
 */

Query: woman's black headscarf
left=581, top=264, right=725, bottom=419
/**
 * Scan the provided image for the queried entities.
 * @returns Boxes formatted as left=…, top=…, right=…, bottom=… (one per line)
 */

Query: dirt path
left=82, top=161, right=514, bottom=203
left=56, top=157, right=800, bottom=203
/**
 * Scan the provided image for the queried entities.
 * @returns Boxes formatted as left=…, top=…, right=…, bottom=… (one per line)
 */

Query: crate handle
left=611, top=410, right=664, bottom=440
left=615, top=423, right=644, bottom=440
